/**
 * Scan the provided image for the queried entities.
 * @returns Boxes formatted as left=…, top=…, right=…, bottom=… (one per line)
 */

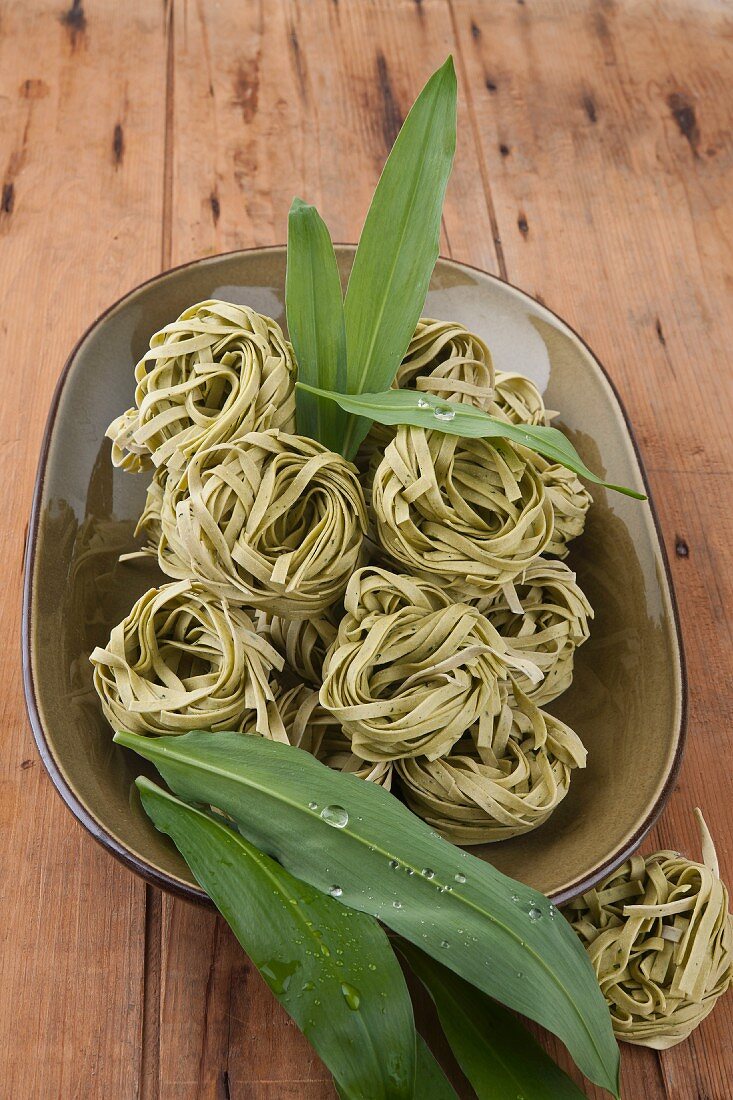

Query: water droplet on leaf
left=455, top=872, right=466, bottom=884
left=328, top=885, right=343, bottom=898
left=433, top=406, right=456, bottom=422
left=341, top=982, right=361, bottom=1011
left=528, top=906, right=542, bottom=921
left=422, top=868, right=435, bottom=879
left=260, top=959, right=299, bottom=995
left=321, top=805, right=348, bottom=828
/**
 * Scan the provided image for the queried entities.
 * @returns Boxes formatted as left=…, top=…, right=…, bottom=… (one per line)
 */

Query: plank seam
left=445, top=0, right=507, bottom=279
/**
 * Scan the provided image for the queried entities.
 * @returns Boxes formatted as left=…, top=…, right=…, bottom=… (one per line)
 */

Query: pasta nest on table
left=271, top=682, right=393, bottom=790
left=477, top=559, right=593, bottom=706
left=154, top=429, right=368, bottom=619
left=371, top=427, right=554, bottom=601
left=396, top=683, right=587, bottom=843
left=89, top=579, right=284, bottom=738
left=319, top=566, right=542, bottom=763
left=564, top=811, right=733, bottom=1049
left=106, top=301, right=296, bottom=474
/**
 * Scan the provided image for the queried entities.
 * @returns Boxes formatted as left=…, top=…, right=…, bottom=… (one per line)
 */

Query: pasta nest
left=358, top=316, right=495, bottom=470
left=106, top=301, right=296, bottom=473
left=490, top=370, right=554, bottom=426
left=395, top=317, right=496, bottom=410
left=155, top=430, right=368, bottom=619
left=564, top=812, right=733, bottom=1049
left=530, top=452, right=593, bottom=558
left=274, top=683, right=393, bottom=789
left=319, top=567, right=542, bottom=763
left=257, top=608, right=338, bottom=687
left=371, top=427, right=554, bottom=600
left=478, top=559, right=593, bottom=705
left=89, top=579, right=284, bottom=737
left=396, top=683, right=586, bottom=843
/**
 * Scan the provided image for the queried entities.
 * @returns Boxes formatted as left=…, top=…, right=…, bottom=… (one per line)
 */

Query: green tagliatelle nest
left=107, top=301, right=296, bottom=473
left=371, top=427, right=554, bottom=601
left=478, top=559, right=592, bottom=706
left=396, top=318, right=496, bottom=410
left=95, top=302, right=595, bottom=843
left=156, top=430, right=367, bottom=619
left=491, top=371, right=554, bottom=426
left=397, top=683, right=586, bottom=843
left=90, top=579, right=284, bottom=737
left=275, top=682, right=394, bottom=790
left=564, top=812, right=733, bottom=1048
left=320, top=567, right=541, bottom=762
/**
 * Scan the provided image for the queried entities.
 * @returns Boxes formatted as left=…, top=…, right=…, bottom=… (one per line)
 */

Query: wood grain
left=2, top=1, right=732, bottom=1097
left=0, top=2, right=168, bottom=1097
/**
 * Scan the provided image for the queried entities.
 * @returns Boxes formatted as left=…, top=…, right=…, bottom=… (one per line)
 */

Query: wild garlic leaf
left=286, top=198, right=348, bottom=452
left=297, top=382, right=646, bottom=499
left=334, top=1036, right=459, bottom=1100
left=400, top=943, right=589, bottom=1099
left=341, top=57, right=457, bottom=457
left=116, top=731, right=620, bottom=1097
left=136, top=778, right=417, bottom=1100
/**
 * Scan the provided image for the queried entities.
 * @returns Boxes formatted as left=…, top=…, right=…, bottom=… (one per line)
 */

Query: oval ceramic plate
left=22, top=247, right=686, bottom=905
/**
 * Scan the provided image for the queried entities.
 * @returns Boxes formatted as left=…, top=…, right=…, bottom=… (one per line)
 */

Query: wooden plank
left=0, top=2, right=169, bottom=1098
left=167, top=0, right=496, bottom=270
left=449, top=1, right=733, bottom=1095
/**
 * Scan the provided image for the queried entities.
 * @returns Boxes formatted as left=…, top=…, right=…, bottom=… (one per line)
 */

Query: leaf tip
left=289, top=196, right=310, bottom=217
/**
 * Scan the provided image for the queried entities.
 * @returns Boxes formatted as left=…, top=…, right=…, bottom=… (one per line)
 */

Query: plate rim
left=21, top=243, right=688, bottom=906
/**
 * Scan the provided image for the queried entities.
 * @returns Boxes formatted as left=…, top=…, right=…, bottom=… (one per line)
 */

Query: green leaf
left=297, top=383, right=646, bottom=500
left=115, top=731, right=620, bottom=1097
left=335, top=1037, right=459, bottom=1100
left=286, top=197, right=348, bottom=452
left=400, top=943, right=589, bottom=1099
left=136, top=777, right=416, bottom=1100
left=412, top=1036, right=460, bottom=1099
left=341, top=57, right=458, bottom=457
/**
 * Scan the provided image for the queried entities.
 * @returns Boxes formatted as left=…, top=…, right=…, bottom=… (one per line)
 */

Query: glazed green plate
left=22, top=247, right=686, bottom=904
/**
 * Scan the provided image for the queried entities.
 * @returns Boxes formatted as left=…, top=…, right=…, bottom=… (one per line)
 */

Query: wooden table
left=3, top=2, right=732, bottom=1096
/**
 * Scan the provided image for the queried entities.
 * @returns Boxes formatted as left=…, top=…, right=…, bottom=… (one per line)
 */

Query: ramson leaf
left=286, top=198, right=348, bottom=451
left=400, top=943, right=589, bottom=1099
left=341, top=57, right=457, bottom=457
left=116, top=731, right=620, bottom=1097
left=137, top=778, right=416, bottom=1100
left=297, top=383, right=646, bottom=499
